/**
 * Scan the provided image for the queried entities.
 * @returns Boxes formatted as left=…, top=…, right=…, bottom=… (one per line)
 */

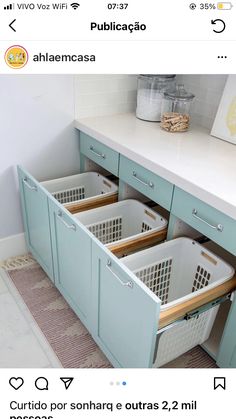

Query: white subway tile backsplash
left=76, top=91, right=126, bottom=107
left=75, top=74, right=228, bottom=131
left=200, top=74, right=228, bottom=91
left=180, top=74, right=227, bottom=130
left=75, top=75, right=137, bottom=119
left=76, top=102, right=135, bottom=119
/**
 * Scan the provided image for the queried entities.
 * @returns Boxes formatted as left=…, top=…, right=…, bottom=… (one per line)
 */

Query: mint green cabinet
left=171, top=187, right=236, bottom=255
left=80, top=132, right=119, bottom=176
left=48, top=198, right=92, bottom=329
left=119, top=155, right=174, bottom=210
left=217, top=297, right=236, bottom=367
left=18, top=166, right=54, bottom=281
left=91, top=240, right=160, bottom=367
left=18, top=127, right=236, bottom=369
left=18, top=165, right=161, bottom=366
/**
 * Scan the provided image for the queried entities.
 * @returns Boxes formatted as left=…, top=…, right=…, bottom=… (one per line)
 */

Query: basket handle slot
left=103, top=179, right=112, bottom=188
left=144, top=209, right=156, bottom=220
left=201, top=251, right=217, bottom=266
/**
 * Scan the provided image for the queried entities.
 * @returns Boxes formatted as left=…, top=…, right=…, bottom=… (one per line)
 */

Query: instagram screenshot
left=0, top=1, right=235, bottom=418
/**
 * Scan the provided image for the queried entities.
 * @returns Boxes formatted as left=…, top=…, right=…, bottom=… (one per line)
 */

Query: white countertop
left=75, top=113, right=236, bottom=220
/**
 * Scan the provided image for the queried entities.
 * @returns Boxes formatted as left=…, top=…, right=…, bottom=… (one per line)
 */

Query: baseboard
left=0, top=233, right=27, bottom=261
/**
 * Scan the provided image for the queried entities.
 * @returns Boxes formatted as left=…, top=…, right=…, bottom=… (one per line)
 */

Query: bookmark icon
left=214, top=377, right=226, bottom=390
left=60, top=377, right=74, bottom=390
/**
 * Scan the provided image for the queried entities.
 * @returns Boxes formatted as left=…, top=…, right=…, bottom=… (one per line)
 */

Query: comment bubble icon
left=35, top=377, right=49, bottom=391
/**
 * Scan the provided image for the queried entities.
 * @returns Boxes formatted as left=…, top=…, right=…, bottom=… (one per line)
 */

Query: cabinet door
left=49, top=198, right=92, bottom=329
left=18, top=166, right=54, bottom=281
left=91, top=241, right=161, bottom=367
left=217, top=296, right=236, bottom=368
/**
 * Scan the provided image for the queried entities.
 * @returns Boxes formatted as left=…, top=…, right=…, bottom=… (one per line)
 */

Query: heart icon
left=9, top=377, right=24, bottom=390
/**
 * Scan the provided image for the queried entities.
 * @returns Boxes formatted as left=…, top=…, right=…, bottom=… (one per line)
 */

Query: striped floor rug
left=6, top=259, right=217, bottom=368
left=7, top=262, right=110, bottom=368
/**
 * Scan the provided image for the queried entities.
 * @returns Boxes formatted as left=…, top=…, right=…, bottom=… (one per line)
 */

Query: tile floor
left=0, top=267, right=62, bottom=368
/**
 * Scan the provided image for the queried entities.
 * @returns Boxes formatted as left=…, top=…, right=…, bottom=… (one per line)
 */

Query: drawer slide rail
left=153, top=292, right=232, bottom=364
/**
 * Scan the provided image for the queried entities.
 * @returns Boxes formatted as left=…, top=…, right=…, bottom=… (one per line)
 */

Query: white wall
left=0, top=75, right=78, bottom=239
left=75, top=75, right=137, bottom=119
left=0, top=74, right=137, bottom=241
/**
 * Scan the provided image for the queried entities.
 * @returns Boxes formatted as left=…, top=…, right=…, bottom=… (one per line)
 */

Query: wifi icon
left=70, top=2, right=80, bottom=9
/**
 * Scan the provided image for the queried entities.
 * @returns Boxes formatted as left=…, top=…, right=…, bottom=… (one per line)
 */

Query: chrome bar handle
left=132, top=171, right=154, bottom=188
left=89, top=146, right=105, bottom=159
left=192, top=209, right=223, bottom=232
left=23, top=177, right=37, bottom=192
left=106, top=260, right=133, bottom=289
left=57, top=211, right=76, bottom=231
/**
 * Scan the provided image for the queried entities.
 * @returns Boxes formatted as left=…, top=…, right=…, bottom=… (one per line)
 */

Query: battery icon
left=217, top=2, right=233, bottom=9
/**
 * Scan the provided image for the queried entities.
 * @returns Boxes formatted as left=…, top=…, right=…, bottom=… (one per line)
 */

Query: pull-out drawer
left=91, top=240, right=160, bottom=367
left=76, top=199, right=168, bottom=257
left=41, top=172, right=118, bottom=214
left=171, top=187, right=236, bottom=255
left=18, top=165, right=117, bottom=277
left=80, top=132, right=119, bottom=176
left=48, top=198, right=93, bottom=329
left=91, top=237, right=235, bottom=368
left=18, top=166, right=54, bottom=281
left=119, top=155, right=174, bottom=210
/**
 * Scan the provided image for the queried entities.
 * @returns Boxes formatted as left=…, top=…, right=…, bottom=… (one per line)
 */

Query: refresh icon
left=211, top=19, right=226, bottom=33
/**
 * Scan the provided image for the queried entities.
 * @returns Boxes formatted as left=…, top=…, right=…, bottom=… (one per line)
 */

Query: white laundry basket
left=75, top=199, right=168, bottom=255
left=122, top=238, right=234, bottom=367
left=41, top=172, right=118, bottom=213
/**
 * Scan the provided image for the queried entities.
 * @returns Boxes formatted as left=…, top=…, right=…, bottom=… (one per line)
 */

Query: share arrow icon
left=60, top=377, right=74, bottom=390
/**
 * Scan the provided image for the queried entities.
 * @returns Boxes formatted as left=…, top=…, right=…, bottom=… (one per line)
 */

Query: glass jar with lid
left=136, top=74, right=176, bottom=122
left=161, top=84, right=195, bottom=132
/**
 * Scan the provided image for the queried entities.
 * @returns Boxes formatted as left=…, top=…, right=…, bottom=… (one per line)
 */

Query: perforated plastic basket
left=75, top=199, right=168, bottom=254
left=122, top=238, right=234, bottom=367
left=41, top=172, right=118, bottom=213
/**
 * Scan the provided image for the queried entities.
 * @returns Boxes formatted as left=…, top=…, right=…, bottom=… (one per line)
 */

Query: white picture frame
left=211, top=75, right=236, bottom=145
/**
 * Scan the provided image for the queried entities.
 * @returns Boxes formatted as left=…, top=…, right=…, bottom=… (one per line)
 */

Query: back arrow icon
left=9, top=19, right=16, bottom=32
left=211, top=19, right=226, bottom=33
